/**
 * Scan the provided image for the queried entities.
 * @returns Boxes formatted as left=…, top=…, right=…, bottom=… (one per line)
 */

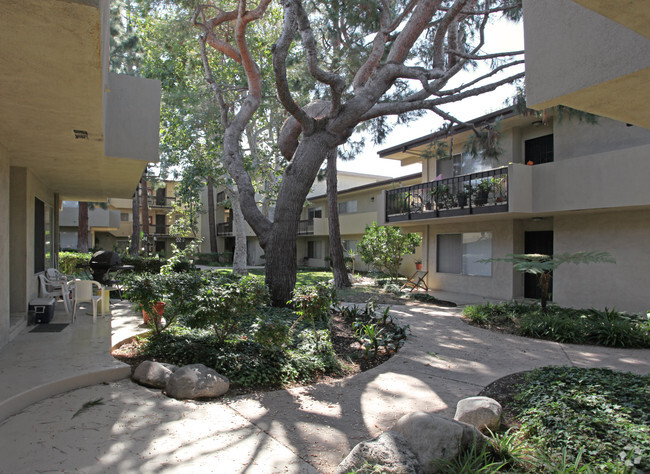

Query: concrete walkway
left=0, top=302, right=648, bottom=473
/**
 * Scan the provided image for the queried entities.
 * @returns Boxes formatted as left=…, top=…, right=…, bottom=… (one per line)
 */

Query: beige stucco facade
left=0, top=0, right=162, bottom=349
left=380, top=107, right=650, bottom=314
left=523, top=0, right=650, bottom=129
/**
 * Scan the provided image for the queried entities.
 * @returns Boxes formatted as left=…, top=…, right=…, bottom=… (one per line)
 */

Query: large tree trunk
left=230, top=189, right=248, bottom=275
left=206, top=176, right=218, bottom=253
left=326, top=149, right=350, bottom=288
left=78, top=202, right=89, bottom=252
left=130, top=184, right=140, bottom=256
left=263, top=133, right=337, bottom=306
left=140, top=176, right=150, bottom=254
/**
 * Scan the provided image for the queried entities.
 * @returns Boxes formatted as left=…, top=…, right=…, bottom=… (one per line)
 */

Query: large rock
left=165, top=364, right=230, bottom=400
left=454, top=396, right=502, bottom=432
left=132, top=361, right=179, bottom=388
left=335, top=431, right=423, bottom=474
left=392, top=411, right=486, bottom=473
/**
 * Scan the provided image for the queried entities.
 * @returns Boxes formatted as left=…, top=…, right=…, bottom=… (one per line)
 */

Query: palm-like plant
left=484, top=251, right=615, bottom=310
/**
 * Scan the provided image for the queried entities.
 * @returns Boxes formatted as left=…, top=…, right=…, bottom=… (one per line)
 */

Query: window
left=437, top=232, right=492, bottom=276
left=216, top=191, right=226, bottom=203
left=525, top=134, right=554, bottom=165
left=341, top=240, right=357, bottom=252
left=338, top=200, right=357, bottom=214
left=307, top=240, right=321, bottom=259
left=437, top=153, right=498, bottom=178
left=120, top=212, right=129, bottom=222
left=308, top=207, right=322, bottom=219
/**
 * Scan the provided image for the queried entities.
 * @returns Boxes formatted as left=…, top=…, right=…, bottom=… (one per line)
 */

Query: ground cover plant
left=114, top=271, right=413, bottom=391
left=474, top=366, right=650, bottom=473
left=463, top=301, right=650, bottom=348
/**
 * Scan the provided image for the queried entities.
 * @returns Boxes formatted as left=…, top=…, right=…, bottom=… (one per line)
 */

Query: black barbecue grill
left=88, top=251, right=134, bottom=293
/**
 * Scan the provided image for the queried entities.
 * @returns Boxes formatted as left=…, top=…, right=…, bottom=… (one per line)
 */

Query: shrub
left=120, top=255, right=165, bottom=274
left=464, top=302, right=650, bottom=348
left=182, top=274, right=269, bottom=343
left=142, top=322, right=340, bottom=388
left=357, top=222, right=421, bottom=282
left=58, top=251, right=93, bottom=276
left=195, top=252, right=221, bottom=265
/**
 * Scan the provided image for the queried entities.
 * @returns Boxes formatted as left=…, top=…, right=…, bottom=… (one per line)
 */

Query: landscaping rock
left=391, top=411, right=486, bottom=473
left=335, top=431, right=423, bottom=474
left=132, top=361, right=179, bottom=388
left=165, top=364, right=230, bottom=400
left=454, top=396, right=502, bottom=432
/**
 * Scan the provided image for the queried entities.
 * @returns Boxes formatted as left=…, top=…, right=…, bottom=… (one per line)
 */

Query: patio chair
left=37, top=271, right=73, bottom=315
left=69, top=280, right=105, bottom=323
left=401, top=270, right=429, bottom=292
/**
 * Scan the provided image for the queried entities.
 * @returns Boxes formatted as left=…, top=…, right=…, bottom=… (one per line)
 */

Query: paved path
left=0, top=304, right=648, bottom=473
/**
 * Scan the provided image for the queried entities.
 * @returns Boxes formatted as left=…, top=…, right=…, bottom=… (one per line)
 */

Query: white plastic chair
left=37, top=272, right=72, bottom=315
left=70, top=280, right=105, bottom=323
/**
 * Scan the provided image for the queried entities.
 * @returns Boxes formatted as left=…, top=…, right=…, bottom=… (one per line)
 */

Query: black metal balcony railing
left=140, top=224, right=171, bottom=236
left=297, top=219, right=314, bottom=235
left=385, top=167, right=508, bottom=222
left=147, top=196, right=176, bottom=208
left=217, top=222, right=233, bottom=236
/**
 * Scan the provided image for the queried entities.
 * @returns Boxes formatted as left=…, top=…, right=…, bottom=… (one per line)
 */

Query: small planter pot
left=415, top=263, right=423, bottom=270
left=143, top=301, right=166, bottom=325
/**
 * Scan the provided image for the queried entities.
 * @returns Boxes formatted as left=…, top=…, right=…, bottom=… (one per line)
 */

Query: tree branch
left=360, top=71, right=525, bottom=120
left=272, top=0, right=313, bottom=132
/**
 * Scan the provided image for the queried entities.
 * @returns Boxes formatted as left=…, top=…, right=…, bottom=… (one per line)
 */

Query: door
left=155, top=215, right=166, bottom=234
left=524, top=231, right=553, bottom=299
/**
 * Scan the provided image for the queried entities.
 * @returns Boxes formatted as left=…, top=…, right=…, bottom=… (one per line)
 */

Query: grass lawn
left=211, top=267, right=333, bottom=286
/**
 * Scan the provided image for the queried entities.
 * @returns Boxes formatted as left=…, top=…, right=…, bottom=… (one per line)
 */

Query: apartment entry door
left=524, top=231, right=553, bottom=300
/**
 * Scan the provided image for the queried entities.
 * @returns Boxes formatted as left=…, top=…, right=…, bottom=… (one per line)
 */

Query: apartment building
left=58, top=180, right=193, bottom=256
left=199, top=171, right=422, bottom=269
left=0, top=0, right=161, bottom=348
left=378, top=106, right=650, bottom=313
left=298, top=173, right=422, bottom=272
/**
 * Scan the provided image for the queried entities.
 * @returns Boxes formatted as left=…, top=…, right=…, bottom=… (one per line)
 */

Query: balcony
left=147, top=196, right=176, bottom=208
left=298, top=219, right=314, bottom=235
left=385, top=167, right=508, bottom=223
left=217, top=222, right=233, bottom=236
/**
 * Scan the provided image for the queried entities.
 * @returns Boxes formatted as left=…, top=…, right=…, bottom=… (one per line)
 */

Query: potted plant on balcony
left=474, top=179, right=494, bottom=206
left=431, top=184, right=452, bottom=210
left=456, top=190, right=469, bottom=209
left=414, top=258, right=423, bottom=270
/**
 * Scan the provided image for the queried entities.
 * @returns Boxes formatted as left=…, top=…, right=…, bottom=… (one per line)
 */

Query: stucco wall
left=0, top=143, right=10, bottom=347
left=553, top=210, right=650, bottom=313
left=532, top=143, right=650, bottom=213
left=523, top=0, right=650, bottom=109
left=104, top=72, right=161, bottom=163
left=425, top=220, right=516, bottom=300
left=10, top=168, right=56, bottom=314
left=554, top=117, right=650, bottom=160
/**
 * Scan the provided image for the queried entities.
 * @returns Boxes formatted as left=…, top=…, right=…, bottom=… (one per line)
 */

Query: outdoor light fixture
left=531, top=120, right=543, bottom=127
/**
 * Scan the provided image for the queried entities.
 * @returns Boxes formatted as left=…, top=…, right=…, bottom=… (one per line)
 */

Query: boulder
left=454, top=396, right=502, bottom=432
left=391, top=411, right=486, bottom=473
left=165, top=364, right=230, bottom=400
left=335, top=431, right=423, bottom=474
left=132, top=361, right=179, bottom=388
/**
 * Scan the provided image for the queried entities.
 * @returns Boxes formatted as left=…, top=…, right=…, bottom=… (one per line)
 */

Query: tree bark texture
left=263, top=132, right=338, bottom=305
left=206, top=176, right=218, bottom=253
left=130, top=184, right=140, bottom=257
left=326, top=149, right=350, bottom=288
left=77, top=202, right=89, bottom=253
left=230, top=188, right=248, bottom=275
left=140, top=177, right=149, bottom=244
